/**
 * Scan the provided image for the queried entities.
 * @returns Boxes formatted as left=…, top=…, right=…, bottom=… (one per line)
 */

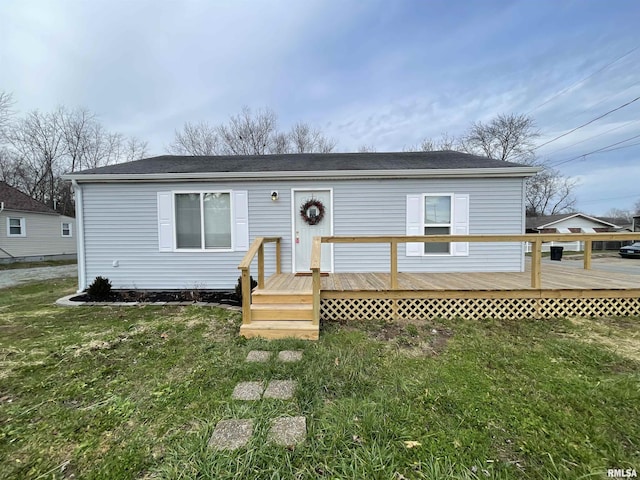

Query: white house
left=63, top=151, right=538, bottom=291
left=0, top=181, right=76, bottom=263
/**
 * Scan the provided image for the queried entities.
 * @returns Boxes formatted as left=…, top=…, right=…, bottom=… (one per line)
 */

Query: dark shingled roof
left=71, top=151, right=528, bottom=175
left=0, top=181, right=57, bottom=214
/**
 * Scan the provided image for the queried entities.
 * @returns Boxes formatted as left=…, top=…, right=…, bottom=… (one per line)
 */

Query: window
left=175, top=192, right=231, bottom=250
left=61, top=222, right=72, bottom=237
left=7, top=217, right=25, bottom=237
left=424, top=195, right=452, bottom=254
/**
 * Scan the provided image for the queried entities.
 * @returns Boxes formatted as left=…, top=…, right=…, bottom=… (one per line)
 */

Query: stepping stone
left=246, top=350, right=272, bottom=363
left=232, top=381, right=265, bottom=400
left=269, top=416, right=306, bottom=447
left=263, top=380, right=297, bottom=400
left=278, top=350, right=303, bottom=362
left=209, top=419, right=253, bottom=450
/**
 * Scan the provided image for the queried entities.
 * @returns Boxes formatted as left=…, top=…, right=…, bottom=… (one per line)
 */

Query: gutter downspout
left=72, top=180, right=86, bottom=292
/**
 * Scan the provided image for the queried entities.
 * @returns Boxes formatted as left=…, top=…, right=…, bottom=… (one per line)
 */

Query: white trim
left=171, top=190, right=234, bottom=252
left=72, top=180, right=86, bottom=292
left=422, top=193, right=454, bottom=256
left=61, top=221, right=73, bottom=237
left=291, top=188, right=334, bottom=273
left=537, top=213, right=619, bottom=229
left=7, top=217, right=26, bottom=237
left=64, top=166, right=540, bottom=183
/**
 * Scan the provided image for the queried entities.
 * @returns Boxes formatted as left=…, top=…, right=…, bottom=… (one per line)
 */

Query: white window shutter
left=233, top=190, right=249, bottom=251
left=406, top=194, right=422, bottom=256
left=452, top=194, right=469, bottom=256
left=157, top=192, right=174, bottom=252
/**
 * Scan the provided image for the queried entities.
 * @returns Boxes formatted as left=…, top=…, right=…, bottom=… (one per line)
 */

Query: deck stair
left=239, top=289, right=319, bottom=340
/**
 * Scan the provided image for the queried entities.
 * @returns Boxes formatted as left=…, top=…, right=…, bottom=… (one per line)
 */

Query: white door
left=293, top=189, right=332, bottom=272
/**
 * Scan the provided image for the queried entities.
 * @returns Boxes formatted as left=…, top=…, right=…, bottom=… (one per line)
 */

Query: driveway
left=543, top=255, right=640, bottom=276
left=0, top=264, right=78, bottom=289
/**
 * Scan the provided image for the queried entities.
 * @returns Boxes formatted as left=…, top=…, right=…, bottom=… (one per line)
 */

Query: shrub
left=87, top=276, right=112, bottom=300
left=234, top=275, right=257, bottom=303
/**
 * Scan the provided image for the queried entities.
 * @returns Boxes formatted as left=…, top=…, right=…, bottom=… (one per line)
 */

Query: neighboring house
left=63, top=151, right=538, bottom=291
left=0, top=181, right=76, bottom=263
left=526, top=213, right=619, bottom=234
left=526, top=213, right=621, bottom=252
left=634, top=215, right=640, bottom=232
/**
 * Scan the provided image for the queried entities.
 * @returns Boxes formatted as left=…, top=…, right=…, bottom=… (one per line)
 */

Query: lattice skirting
left=321, top=297, right=640, bottom=321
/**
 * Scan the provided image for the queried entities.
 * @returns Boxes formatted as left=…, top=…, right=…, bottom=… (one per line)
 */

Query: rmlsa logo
left=608, top=469, right=638, bottom=478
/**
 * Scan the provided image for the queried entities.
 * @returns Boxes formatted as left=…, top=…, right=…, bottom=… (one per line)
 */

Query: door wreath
left=300, top=199, right=325, bottom=225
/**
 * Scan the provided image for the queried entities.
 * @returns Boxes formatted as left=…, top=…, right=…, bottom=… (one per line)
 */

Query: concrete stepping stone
left=232, top=381, right=265, bottom=400
left=277, top=350, right=303, bottom=362
left=269, top=416, right=306, bottom=447
left=263, top=380, right=297, bottom=400
left=246, top=350, right=272, bottom=362
left=209, top=419, right=253, bottom=450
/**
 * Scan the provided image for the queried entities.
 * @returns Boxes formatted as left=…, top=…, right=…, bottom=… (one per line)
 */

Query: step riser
left=252, top=295, right=313, bottom=305
left=251, top=310, right=314, bottom=321
left=240, top=328, right=319, bottom=340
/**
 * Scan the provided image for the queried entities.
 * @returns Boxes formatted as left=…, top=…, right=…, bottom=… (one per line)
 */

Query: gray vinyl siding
left=79, top=177, right=525, bottom=290
left=0, top=211, right=76, bottom=259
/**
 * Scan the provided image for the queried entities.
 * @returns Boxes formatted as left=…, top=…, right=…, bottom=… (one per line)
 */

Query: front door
left=293, top=189, right=332, bottom=272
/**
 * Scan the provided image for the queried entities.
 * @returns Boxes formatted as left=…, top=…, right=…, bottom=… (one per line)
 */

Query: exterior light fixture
left=271, top=191, right=279, bottom=201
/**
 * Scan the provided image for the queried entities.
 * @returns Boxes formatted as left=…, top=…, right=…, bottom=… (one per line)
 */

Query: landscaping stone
left=208, top=419, right=253, bottom=450
left=277, top=350, right=303, bottom=362
left=269, top=416, right=306, bottom=446
left=246, top=350, right=272, bottom=363
left=232, top=381, right=265, bottom=400
left=263, top=380, right=297, bottom=400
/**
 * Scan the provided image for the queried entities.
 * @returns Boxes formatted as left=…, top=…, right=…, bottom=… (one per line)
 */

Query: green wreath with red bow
left=300, top=199, right=325, bottom=225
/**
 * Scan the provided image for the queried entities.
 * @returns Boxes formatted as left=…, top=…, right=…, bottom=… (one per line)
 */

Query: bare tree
left=525, top=165, right=577, bottom=216
left=0, top=91, right=15, bottom=137
left=167, top=121, right=219, bottom=155
left=604, top=208, right=633, bottom=223
left=633, top=199, right=640, bottom=215
left=217, top=106, right=278, bottom=155
left=404, top=132, right=459, bottom=152
left=460, top=113, right=540, bottom=162
left=358, top=144, right=377, bottom=153
left=288, top=122, right=336, bottom=153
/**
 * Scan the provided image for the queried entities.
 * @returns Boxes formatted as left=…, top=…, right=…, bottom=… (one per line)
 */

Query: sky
left=1, top=0, right=639, bottom=216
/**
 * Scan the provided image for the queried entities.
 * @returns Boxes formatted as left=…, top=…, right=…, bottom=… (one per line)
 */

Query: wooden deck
left=238, top=234, right=640, bottom=339
left=264, top=260, right=640, bottom=293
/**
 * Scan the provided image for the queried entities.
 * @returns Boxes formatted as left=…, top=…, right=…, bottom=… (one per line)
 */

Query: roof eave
left=63, top=166, right=541, bottom=183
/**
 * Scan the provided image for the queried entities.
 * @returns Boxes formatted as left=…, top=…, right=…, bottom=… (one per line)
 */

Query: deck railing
left=309, top=232, right=639, bottom=324
left=237, top=237, right=281, bottom=324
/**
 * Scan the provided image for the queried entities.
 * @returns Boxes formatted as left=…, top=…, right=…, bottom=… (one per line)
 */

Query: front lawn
left=0, top=279, right=638, bottom=479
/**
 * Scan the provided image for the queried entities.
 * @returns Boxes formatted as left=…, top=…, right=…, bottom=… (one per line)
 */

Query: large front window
left=175, top=192, right=231, bottom=249
left=424, top=195, right=451, bottom=254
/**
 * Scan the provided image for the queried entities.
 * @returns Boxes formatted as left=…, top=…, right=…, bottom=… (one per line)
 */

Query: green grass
left=1, top=279, right=639, bottom=479
left=0, top=259, right=76, bottom=270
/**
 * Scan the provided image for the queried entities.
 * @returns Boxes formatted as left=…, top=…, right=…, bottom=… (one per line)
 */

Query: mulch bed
left=70, top=290, right=240, bottom=305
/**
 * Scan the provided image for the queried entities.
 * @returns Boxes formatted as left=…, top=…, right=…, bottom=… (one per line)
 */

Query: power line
left=549, top=133, right=640, bottom=167
left=542, top=118, right=640, bottom=156
left=526, top=44, right=640, bottom=114
left=598, top=140, right=640, bottom=154
left=535, top=95, right=640, bottom=150
left=579, top=193, right=639, bottom=204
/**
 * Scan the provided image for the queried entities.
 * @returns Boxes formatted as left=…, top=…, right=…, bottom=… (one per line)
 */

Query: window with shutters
left=423, top=194, right=452, bottom=254
left=174, top=192, right=232, bottom=250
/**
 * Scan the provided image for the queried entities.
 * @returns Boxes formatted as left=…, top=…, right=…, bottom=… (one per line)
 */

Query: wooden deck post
left=241, top=268, right=251, bottom=324
left=390, top=239, right=398, bottom=290
left=311, top=237, right=322, bottom=326
left=275, top=238, right=281, bottom=274
left=583, top=239, right=592, bottom=270
left=531, top=238, right=542, bottom=289
left=258, top=242, right=265, bottom=289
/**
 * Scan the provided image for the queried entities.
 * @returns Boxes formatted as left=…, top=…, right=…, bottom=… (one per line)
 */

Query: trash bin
left=550, top=246, right=564, bottom=261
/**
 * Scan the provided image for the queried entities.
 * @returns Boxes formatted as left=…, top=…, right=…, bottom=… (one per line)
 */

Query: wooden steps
left=240, top=290, right=319, bottom=340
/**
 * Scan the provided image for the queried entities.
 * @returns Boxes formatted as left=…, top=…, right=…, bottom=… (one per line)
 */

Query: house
left=526, top=213, right=619, bottom=234
left=0, top=181, right=76, bottom=263
left=63, top=151, right=539, bottom=292
left=525, top=213, right=623, bottom=253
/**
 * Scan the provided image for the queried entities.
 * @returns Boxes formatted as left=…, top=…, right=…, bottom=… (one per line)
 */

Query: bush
left=234, top=275, right=257, bottom=303
left=87, top=276, right=112, bottom=300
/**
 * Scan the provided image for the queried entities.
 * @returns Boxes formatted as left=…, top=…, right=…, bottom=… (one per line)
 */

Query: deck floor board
left=260, top=260, right=640, bottom=294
